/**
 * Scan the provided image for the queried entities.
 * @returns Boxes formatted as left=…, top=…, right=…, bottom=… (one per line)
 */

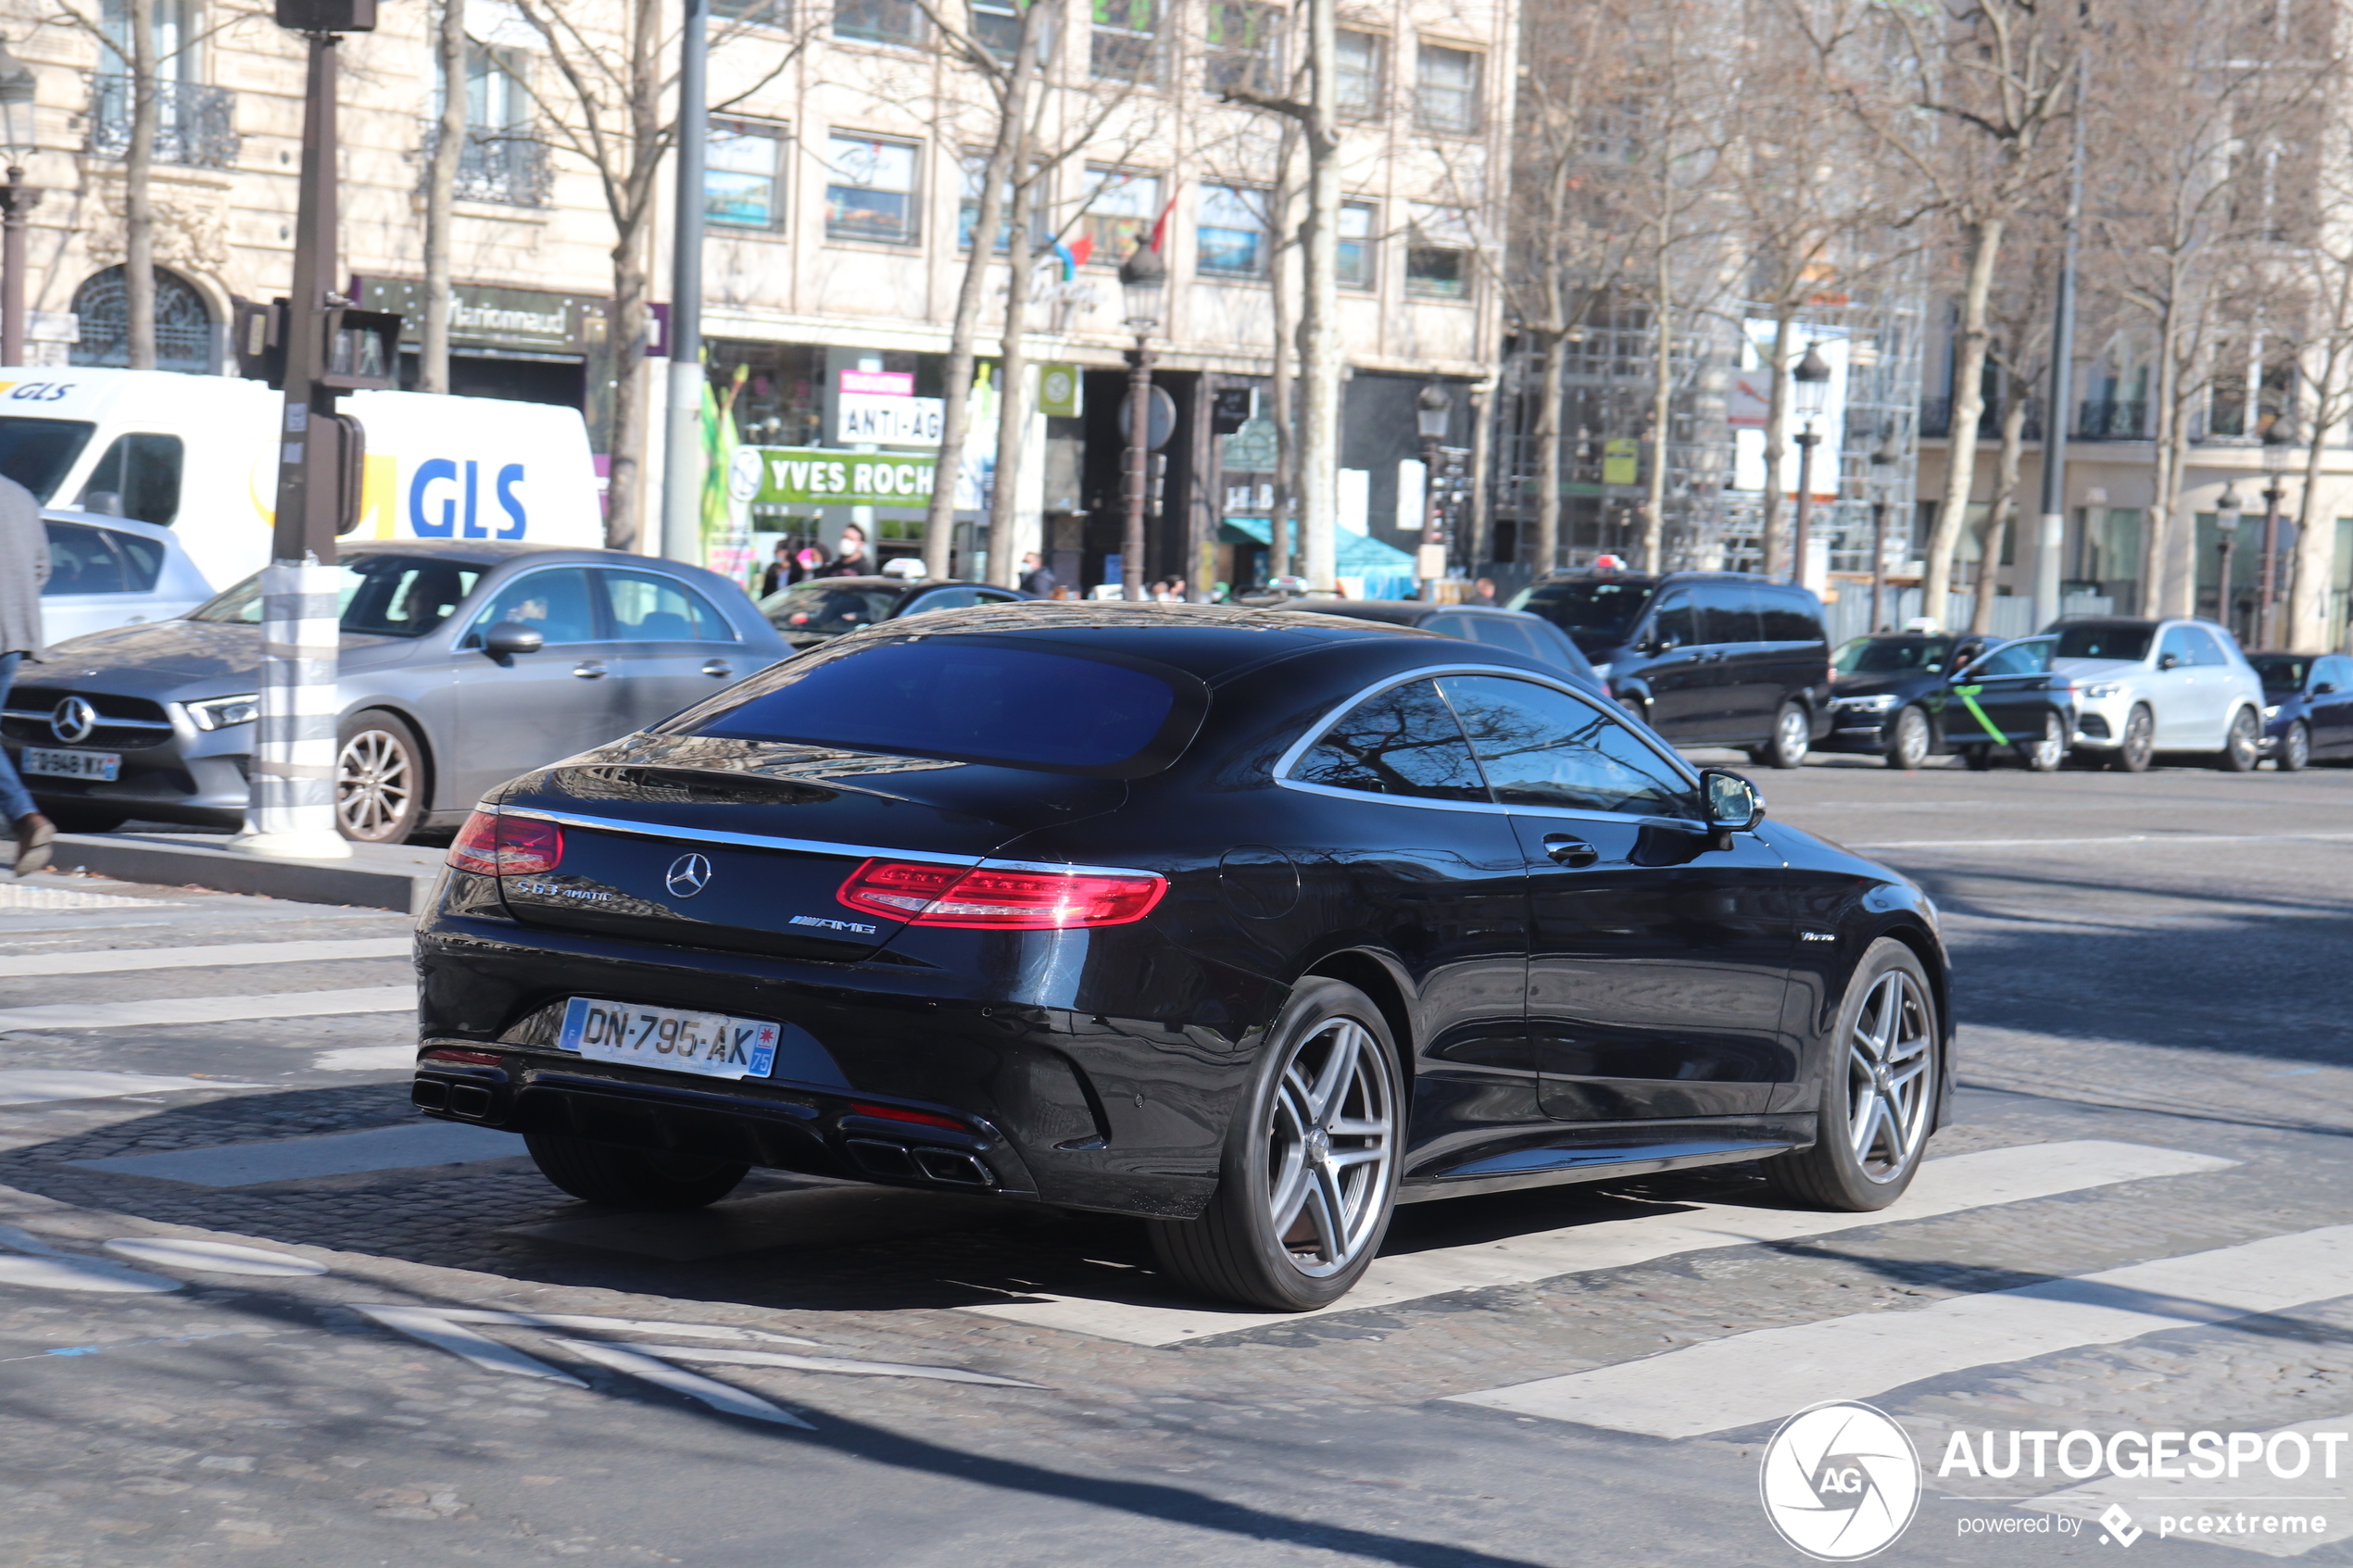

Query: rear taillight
left=447, top=810, right=564, bottom=877
left=837, top=858, right=1166, bottom=930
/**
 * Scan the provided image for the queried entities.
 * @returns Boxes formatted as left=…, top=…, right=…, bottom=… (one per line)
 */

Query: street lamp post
left=1416, top=384, right=1451, bottom=599
left=0, top=41, right=42, bottom=369
left=2214, top=482, right=2242, bottom=641
left=661, top=0, right=710, bottom=565
left=1118, top=244, right=1164, bottom=604
left=2257, top=425, right=2295, bottom=651
left=1868, top=432, right=1901, bottom=633
left=1789, top=345, right=1831, bottom=589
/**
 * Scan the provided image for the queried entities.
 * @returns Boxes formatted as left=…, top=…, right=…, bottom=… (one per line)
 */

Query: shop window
left=1405, top=206, right=1472, bottom=299
left=1196, top=185, right=1269, bottom=277
left=1092, top=0, right=1158, bottom=81
left=1082, top=166, right=1161, bottom=261
left=1416, top=41, right=1480, bottom=133
left=1336, top=30, right=1383, bottom=119
left=1337, top=199, right=1376, bottom=290
left=824, top=134, right=921, bottom=244
left=708, top=120, right=786, bottom=230
left=1205, top=2, right=1281, bottom=96
left=835, top=0, right=923, bottom=45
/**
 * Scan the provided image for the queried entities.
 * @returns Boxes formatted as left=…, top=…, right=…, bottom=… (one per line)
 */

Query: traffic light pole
left=233, top=26, right=355, bottom=859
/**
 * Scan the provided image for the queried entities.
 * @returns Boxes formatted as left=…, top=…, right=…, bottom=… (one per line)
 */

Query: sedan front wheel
left=335, top=709, right=428, bottom=843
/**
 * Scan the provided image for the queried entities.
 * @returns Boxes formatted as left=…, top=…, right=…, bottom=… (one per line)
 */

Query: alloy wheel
left=2283, top=721, right=2311, bottom=772
left=2221, top=709, right=2259, bottom=772
left=1846, top=969, right=1934, bottom=1183
left=1886, top=707, right=1930, bottom=771
left=2020, top=711, right=2065, bottom=771
left=2113, top=707, right=2154, bottom=771
left=1262, top=1017, right=1395, bottom=1278
left=336, top=728, right=415, bottom=841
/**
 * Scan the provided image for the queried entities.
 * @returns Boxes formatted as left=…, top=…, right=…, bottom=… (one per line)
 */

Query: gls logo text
left=409, top=458, right=529, bottom=539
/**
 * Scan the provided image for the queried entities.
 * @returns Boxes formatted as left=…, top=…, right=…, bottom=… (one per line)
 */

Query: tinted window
left=1759, top=587, right=1824, bottom=644
left=2322, top=657, right=2353, bottom=690
left=1439, top=674, right=1693, bottom=817
left=1290, top=679, right=1488, bottom=802
left=2056, top=624, right=2154, bottom=662
left=2253, top=655, right=2311, bottom=691
left=2186, top=626, right=2229, bottom=666
left=693, top=640, right=1194, bottom=775
left=77, top=433, right=183, bottom=527
left=190, top=556, right=484, bottom=639
left=1695, top=582, right=1762, bottom=645
left=0, top=418, right=96, bottom=502
left=906, top=587, right=989, bottom=613
left=2158, top=626, right=2201, bottom=668
left=1969, top=639, right=2052, bottom=678
left=761, top=581, right=902, bottom=635
left=1649, top=592, right=1697, bottom=649
left=1428, top=612, right=1536, bottom=659
left=42, top=521, right=162, bottom=596
left=603, top=569, right=735, bottom=642
left=1836, top=636, right=1953, bottom=674
left=1510, top=578, right=1656, bottom=650
left=471, top=568, right=599, bottom=646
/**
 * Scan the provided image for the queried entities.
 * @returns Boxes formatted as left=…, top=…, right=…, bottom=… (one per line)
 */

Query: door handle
left=572, top=661, right=608, bottom=679
left=700, top=660, right=735, bottom=678
left=1542, top=834, right=1599, bottom=868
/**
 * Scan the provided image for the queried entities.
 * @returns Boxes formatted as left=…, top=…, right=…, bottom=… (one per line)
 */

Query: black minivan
left=1509, top=571, right=1833, bottom=767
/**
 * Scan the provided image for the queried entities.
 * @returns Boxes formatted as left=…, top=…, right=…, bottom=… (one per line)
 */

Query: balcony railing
left=419, top=122, right=555, bottom=208
left=86, top=76, right=240, bottom=170
left=1919, top=395, right=2145, bottom=442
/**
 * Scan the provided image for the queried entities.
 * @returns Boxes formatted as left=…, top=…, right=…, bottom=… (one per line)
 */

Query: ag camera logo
left=1760, top=1401, right=1922, bottom=1561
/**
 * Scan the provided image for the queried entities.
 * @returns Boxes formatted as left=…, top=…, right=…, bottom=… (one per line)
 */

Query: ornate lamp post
left=2214, top=482, right=2242, bottom=639
left=1117, top=243, right=1165, bottom=603
left=1416, top=383, right=1451, bottom=597
left=2258, top=423, right=2295, bottom=650
left=0, top=40, right=42, bottom=369
left=1789, top=344, right=1831, bottom=588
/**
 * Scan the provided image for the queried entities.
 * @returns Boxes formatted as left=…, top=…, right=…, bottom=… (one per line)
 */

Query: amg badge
left=790, top=915, right=878, bottom=935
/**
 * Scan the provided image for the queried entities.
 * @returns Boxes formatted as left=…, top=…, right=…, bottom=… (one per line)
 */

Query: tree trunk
left=1530, top=326, right=1565, bottom=574
left=1294, top=0, right=1341, bottom=590
left=2290, top=402, right=2337, bottom=650
left=1642, top=257, right=1672, bottom=572
left=1971, top=395, right=2028, bottom=634
left=605, top=240, right=648, bottom=551
left=1760, top=303, right=1794, bottom=578
left=985, top=127, right=1039, bottom=589
left=124, top=7, right=157, bottom=370
left=422, top=0, right=468, bottom=395
left=923, top=5, right=1041, bottom=579
left=1923, top=217, right=2007, bottom=621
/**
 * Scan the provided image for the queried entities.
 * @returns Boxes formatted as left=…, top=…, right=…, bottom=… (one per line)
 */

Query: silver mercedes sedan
left=0, top=541, right=789, bottom=843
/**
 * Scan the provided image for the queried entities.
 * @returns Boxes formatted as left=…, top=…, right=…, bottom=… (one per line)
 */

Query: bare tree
left=1966, top=215, right=2063, bottom=633
left=421, top=0, right=467, bottom=394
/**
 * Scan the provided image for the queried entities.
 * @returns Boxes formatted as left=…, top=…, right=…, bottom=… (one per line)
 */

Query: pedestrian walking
left=1018, top=551, right=1057, bottom=596
left=759, top=540, right=794, bottom=597
left=813, top=523, right=873, bottom=579
left=0, top=474, right=55, bottom=876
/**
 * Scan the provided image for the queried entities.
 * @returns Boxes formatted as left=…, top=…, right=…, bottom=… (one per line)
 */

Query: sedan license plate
left=557, top=997, right=779, bottom=1081
left=21, top=746, right=120, bottom=782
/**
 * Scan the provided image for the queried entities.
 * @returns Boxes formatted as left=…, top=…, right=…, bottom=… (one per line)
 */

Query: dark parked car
left=1821, top=633, right=2077, bottom=771
left=758, top=575, right=1027, bottom=650
left=412, top=603, right=1953, bottom=1312
left=2250, top=652, right=2353, bottom=771
left=0, top=542, right=785, bottom=842
left=1508, top=571, right=1833, bottom=767
left=1274, top=600, right=1604, bottom=694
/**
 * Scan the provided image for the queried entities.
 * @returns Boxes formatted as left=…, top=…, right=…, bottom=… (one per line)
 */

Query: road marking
left=623, top=1341, right=1042, bottom=1387
left=0, top=985, right=414, bottom=1034
left=102, top=1239, right=329, bottom=1277
left=310, top=1046, right=418, bottom=1073
left=1847, top=832, right=2353, bottom=850
left=0, top=1070, right=265, bottom=1106
left=552, top=1337, right=816, bottom=1427
left=0, top=1224, right=180, bottom=1294
left=1447, top=1224, right=2353, bottom=1437
left=2023, top=1411, right=2353, bottom=1557
left=0, top=884, right=181, bottom=910
left=69, top=1122, right=522, bottom=1186
left=0, top=936, right=410, bottom=978
left=964, top=1140, right=2234, bottom=1347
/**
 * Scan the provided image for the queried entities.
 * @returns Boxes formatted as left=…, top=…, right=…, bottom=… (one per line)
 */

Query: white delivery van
left=0, top=368, right=607, bottom=591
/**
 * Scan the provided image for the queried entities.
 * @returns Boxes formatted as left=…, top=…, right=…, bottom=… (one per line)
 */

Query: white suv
left=2051, top=618, right=2265, bottom=772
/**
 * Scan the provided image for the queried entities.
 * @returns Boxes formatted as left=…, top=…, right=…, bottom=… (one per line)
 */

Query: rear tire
left=2280, top=720, right=2311, bottom=772
left=1764, top=938, right=1940, bottom=1211
left=1883, top=706, right=1931, bottom=771
left=2107, top=706, right=2155, bottom=772
left=1145, top=978, right=1403, bottom=1311
left=2216, top=706, right=2260, bottom=772
left=2016, top=710, right=2066, bottom=772
left=523, top=1133, right=748, bottom=1210
left=1760, top=701, right=1811, bottom=770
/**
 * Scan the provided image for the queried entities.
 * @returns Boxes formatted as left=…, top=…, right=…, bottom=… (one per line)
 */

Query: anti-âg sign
left=739, top=446, right=937, bottom=508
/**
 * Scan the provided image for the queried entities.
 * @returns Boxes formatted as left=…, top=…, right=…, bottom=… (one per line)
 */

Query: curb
left=50, top=833, right=438, bottom=913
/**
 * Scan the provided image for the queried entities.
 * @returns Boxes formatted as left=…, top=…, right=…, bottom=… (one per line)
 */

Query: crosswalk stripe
left=1447, top=1224, right=2353, bottom=1438
left=0, top=985, right=414, bottom=1034
left=0, top=936, right=411, bottom=978
left=963, top=1140, right=2234, bottom=1347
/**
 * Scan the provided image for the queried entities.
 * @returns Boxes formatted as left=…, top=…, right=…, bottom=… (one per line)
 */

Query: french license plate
left=557, top=997, right=779, bottom=1081
left=21, top=747, right=120, bottom=782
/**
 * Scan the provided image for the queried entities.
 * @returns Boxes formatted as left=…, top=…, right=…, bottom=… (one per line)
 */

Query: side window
left=2158, top=626, right=2200, bottom=669
left=907, top=586, right=985, bottom=613
left=2188, top=627, right=2229, bottom=667
left=1463, top=615, right=1544, bottom=659
left=1759, top=588, right=1823, bottom=644
left=1694, top=582, right=1762, bottom=646
left=1648, top=592, right=1696, bottom=650
left=602, top=569, right=736, bottom=642
left=76, top=433, right=184, bottom=527
left=1289, top=679, right=1490, bottom=802
left=1437, top=674, right=1694, bottom=818
left=469, top=568, right=599, bottom=646
left=2322, top=657, right=2353, bottom=690
left=1973, top=640, right=2051, bottom=678
left=40, top=521, right=132, bottom=595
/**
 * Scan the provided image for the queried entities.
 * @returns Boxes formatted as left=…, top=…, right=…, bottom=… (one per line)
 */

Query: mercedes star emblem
left=664, top=853, right=713, bottom=898
left=49, top=696, right=98, bottom=745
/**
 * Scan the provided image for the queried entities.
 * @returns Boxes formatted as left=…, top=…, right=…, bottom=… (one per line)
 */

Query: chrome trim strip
left=0, top=708, right=172, bottom=730
left=495, top=806, right=1159, bottom=880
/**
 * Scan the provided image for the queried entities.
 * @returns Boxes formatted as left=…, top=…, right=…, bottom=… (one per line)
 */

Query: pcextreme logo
left=1760, top=1401, right=1923, bottom=1561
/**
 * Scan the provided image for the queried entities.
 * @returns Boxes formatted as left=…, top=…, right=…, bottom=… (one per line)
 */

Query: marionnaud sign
left=837, top=393, right=944, bottom=445
left=742, top=446, right=937, bottom=508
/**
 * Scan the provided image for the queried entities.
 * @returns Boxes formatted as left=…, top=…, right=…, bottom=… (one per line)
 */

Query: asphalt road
left=0, top=750, right=2348, bottom=1567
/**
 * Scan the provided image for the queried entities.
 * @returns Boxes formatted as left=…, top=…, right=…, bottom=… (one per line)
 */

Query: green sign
left=746, top=446, right=937, bottom=508
left=1038, top=362, right=1083, bottom=418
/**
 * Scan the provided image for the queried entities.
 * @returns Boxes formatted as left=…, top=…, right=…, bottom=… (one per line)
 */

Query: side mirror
left=2314, top=682, right=2337, bottom=696
left=2158, top=652, right=2182, bottom=671
left=1698, top=767, right=1766, bottom=850
left=1641, top=633, right=1676, bottom=656
left=482, top=621, right=545, bottom=659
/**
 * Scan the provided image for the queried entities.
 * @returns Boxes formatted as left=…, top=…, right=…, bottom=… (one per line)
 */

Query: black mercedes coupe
left=412, top=604, right=1953, bottom=1311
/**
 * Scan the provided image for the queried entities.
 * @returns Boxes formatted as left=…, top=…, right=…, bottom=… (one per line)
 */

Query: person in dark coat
left=0, top=475, right=54, bottom=875
left=759, top=540, right=795, bottom=598
left=1018, top=552, right=1057, bottom=596
left=813, top=523, right=873, bottom=579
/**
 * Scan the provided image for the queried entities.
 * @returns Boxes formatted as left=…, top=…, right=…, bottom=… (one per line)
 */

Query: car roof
left=343, top=540, right=739, bottom=577
left=39, top=508, right=182, bottom=546
left=1290, top=600, right=1541, bottom=626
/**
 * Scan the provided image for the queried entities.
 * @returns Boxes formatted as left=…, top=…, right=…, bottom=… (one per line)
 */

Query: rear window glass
left=43, top=520, right=163, bottom=596
left=1509, top=579, right=1655, bottom=651
left=2253, top=655, right=2310, bottom=691
left=2055, top=624, right=2153, bottom=662
left=686, top=637, right=1206, bottom=776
